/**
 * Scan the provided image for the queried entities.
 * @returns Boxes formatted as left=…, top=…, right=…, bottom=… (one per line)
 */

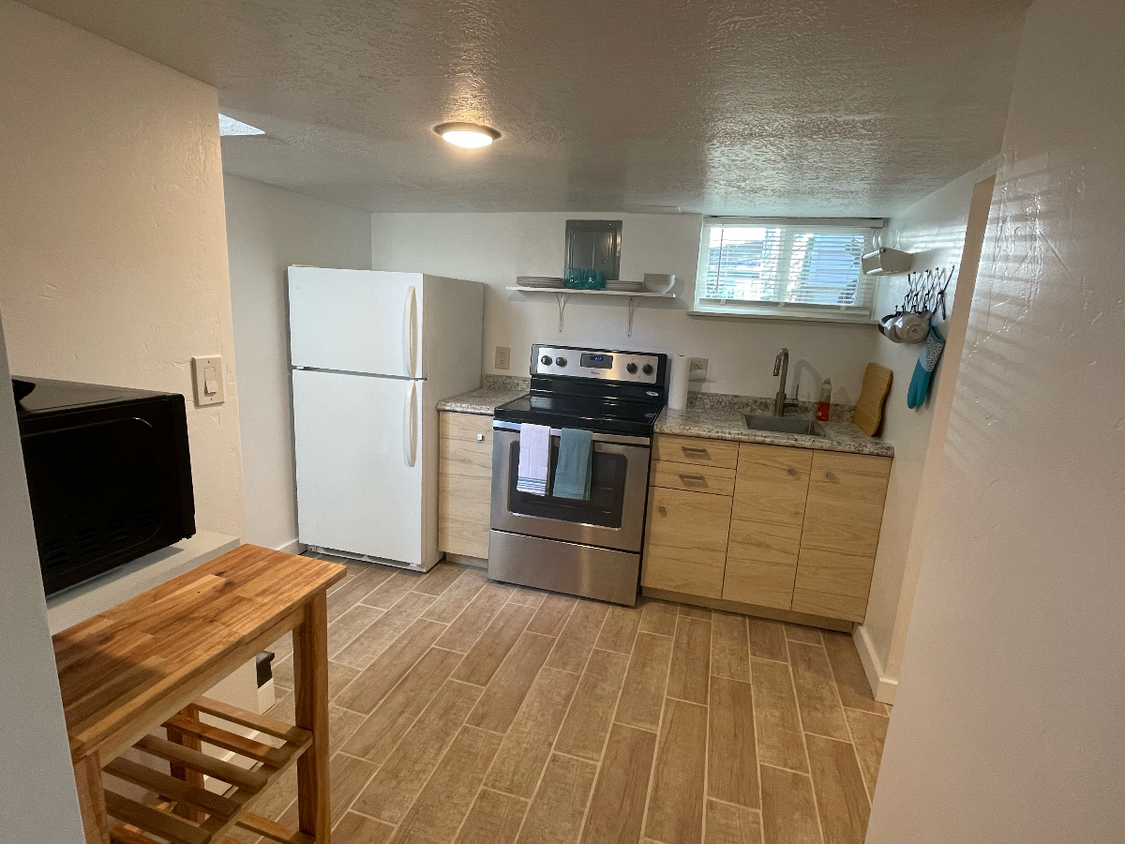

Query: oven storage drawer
left=652, top=434, right=739, bottom=469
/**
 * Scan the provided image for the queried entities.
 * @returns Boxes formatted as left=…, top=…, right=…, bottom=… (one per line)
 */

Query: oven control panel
left=531, top=345, right=662, bottom=384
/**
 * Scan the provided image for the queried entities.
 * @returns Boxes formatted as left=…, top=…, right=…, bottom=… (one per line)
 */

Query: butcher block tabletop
left=52, top=544, right=346, bottom=765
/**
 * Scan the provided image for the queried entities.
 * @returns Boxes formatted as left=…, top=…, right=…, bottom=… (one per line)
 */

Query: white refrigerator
left=288, top=268, right=484, bottom=570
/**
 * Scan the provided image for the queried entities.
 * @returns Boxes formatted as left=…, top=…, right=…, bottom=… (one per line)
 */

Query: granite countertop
left=437, top=376, right=529, bottom=415
left=656, top=406, right=895, bottom=458
left=440, top=378, right=894, bottom=458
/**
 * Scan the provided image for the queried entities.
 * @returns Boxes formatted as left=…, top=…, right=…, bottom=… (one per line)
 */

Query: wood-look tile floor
left=233, top=554, right=890, bottom=844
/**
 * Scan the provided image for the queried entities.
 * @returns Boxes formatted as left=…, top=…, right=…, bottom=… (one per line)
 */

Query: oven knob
left=626, top=362, right=638, bottom=374
left=540, top=355, right=552, bottom=366
left=642, top=363, right=654, bottom=375
left=555, top=356, right=568, bottom=367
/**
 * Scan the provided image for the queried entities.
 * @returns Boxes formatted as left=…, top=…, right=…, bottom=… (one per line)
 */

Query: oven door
left=490, top=421, right=651, bottom=552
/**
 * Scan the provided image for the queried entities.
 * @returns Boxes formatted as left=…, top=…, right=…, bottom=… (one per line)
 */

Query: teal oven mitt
left=907, top=324, right=946, bottom=409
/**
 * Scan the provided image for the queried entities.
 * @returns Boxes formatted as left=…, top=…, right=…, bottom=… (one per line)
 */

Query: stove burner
left=494, top=344, right=668, bottom=437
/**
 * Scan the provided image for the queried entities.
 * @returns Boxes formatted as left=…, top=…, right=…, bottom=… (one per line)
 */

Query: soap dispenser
left=815, top=379, right=832, bottom=422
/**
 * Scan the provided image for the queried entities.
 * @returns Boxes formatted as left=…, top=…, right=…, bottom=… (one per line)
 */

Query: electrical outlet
left=494, top=346, right=511, bottom=371
left=688, top=357, right=708, bottom=382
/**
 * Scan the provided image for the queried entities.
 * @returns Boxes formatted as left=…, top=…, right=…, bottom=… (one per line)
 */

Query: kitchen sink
left=744, top=414, right=826, bottom=437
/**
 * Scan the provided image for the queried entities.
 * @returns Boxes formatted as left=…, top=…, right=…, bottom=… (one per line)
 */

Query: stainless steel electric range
left=489, top=344, right=668, bottom=605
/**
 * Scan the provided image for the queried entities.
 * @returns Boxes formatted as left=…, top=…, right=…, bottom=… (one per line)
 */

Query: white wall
left=225, top=175, right=372, bottom=551
left=371, top=212, right=876, bottom=401
left=0, top=313, right=86, bottom=841
left=855, top=162, right=997, bottom=699
left=867, top=0, right=1125, bottom=838
left=0, top=0, right=245, bottom=539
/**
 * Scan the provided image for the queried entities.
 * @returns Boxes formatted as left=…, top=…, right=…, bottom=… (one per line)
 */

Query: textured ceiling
left=20, top=0, right=1028, bottom=214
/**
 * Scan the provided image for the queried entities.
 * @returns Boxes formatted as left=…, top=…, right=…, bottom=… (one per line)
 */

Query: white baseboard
left=853, top=624, right=898, bottom=705
left=275, top=538, right=305, bottom=554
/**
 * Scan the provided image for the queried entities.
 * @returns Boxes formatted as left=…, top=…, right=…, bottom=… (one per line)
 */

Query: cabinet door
left=642, top=486, right=732, bottom=598
left=438, top=413, right=493, bottom=558
left=723, top=444, right=813, bottom=609
left=791, top=451, right=891, bottom=621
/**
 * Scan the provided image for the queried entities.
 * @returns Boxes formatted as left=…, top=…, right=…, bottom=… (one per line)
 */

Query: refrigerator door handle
left=405, top=381, right=418, bottom=467
left=404, top=285, right=418, bottom=378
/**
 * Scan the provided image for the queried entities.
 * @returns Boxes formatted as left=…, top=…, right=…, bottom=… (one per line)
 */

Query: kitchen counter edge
left=437, top=386, right=526, bottom=416
left=656, top=407, right=895, bottom=458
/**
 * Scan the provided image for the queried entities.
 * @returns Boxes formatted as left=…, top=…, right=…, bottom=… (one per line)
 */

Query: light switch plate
left=191, top=355, right=225, bottom=407
left=495, top=346, right=511, bottom=371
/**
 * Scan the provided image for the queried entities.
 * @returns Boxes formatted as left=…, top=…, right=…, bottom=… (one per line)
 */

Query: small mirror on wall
left=565, top=220, right=622, bottom=280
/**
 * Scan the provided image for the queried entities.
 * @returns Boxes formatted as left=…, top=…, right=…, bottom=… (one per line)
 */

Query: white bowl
left=643, top=273, right=675, bottom=293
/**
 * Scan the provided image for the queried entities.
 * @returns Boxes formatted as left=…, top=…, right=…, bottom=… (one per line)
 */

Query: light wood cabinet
left=438, top=412, right=494, bottom=559
left=723, top=444, right=812, bottom=610
left=642, top=485, right=733, bottom=599
left=791, top=451, right=891, bottom=621
left=642, top=433, right=892, bottom=625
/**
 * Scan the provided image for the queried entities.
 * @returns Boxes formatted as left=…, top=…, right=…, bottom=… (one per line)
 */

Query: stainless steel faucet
left=773, top=348, right=791, bottom=416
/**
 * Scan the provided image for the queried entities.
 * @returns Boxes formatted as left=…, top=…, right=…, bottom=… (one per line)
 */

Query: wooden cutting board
left=853, top=363, right=893, bottom=436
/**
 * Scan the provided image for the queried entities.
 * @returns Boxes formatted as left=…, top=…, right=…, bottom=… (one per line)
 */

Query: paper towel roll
left=668, top=354, right=690, bottom=410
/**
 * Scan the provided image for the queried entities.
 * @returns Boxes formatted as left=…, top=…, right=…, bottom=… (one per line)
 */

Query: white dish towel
left=516, top=423, right=551, bottom=495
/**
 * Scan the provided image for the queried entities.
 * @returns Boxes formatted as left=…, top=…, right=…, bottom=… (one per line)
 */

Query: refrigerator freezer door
left=288, top=267, right=423, bottom=377
left=292, top=368, right=423, bottom=565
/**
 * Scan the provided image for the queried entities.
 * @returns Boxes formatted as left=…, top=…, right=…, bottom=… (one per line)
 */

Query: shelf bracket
left=554, top=291, right=568, bottom=332
left=627, top=296, right=638, bottom=337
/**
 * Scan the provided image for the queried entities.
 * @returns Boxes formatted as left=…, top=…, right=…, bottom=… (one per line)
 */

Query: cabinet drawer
left=653, top=434, right=739, bottom=470
left=439, top=412, right=493, bottom=479
left=650, top=459, right=735, bottom=496
left=642, top=486, right=732, bottom=599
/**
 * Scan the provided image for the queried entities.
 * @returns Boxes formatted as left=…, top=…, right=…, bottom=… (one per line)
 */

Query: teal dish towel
left=552, top=428, right=594, bottom=500
left=907, top=324, right=946, bottom=409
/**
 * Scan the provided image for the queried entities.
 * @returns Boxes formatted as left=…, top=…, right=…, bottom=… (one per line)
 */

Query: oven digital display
left=580, top=353, right=613, bottom=369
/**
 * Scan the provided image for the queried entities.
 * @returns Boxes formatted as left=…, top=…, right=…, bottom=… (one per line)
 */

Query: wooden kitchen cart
left=53, top=545, right=346, bottom=844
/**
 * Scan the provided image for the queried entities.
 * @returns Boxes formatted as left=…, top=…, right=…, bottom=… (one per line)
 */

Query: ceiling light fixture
left=434, top=122, right=501, bottom=149
left=218, top=114, right=265, bottom=136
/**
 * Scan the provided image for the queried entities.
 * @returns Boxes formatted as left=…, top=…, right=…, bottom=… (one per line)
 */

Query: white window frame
left=692, top=217, right=884, bottom=324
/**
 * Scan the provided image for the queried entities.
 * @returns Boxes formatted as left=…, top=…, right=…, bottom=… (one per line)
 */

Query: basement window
left=692, top=217, right=883, bottom=323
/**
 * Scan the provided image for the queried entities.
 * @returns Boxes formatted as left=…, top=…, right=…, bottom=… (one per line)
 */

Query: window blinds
left=697, top=219, right=879, bottom=320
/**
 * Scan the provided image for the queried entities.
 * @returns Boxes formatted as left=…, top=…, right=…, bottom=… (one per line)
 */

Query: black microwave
left=13, top=376, right=196, bottom=596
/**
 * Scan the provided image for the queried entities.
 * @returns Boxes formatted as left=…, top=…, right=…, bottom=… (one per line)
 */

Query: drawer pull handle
left=825, top=471, right=838, bottom=482
left=681, top=446, right=710, bottom=458
left=476, top=433, right=485, bottom=442
left=679, top=473, right=708, bottom=486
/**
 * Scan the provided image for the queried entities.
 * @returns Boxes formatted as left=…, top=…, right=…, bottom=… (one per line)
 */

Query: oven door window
left=506, top=439, right=627, bottom=528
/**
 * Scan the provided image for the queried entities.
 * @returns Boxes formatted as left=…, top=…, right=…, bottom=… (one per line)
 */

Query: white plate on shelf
left=516, top=276, right=565, bottom=288
left=605, top=281, right=644, bottom=291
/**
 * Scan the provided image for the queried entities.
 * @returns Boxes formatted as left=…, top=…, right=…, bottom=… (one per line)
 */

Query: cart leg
left=293, top=591, right=331, bottom=840
left=74, top=753, right=111, bottom=844
left=165, top=703, right=205, bottom=821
